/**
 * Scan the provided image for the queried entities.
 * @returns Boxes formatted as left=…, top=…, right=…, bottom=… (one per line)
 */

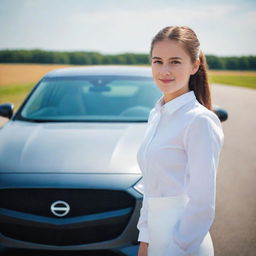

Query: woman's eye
left=171, top=61, right=181, bottom=64
left=153, top=60, right=162, bottom=64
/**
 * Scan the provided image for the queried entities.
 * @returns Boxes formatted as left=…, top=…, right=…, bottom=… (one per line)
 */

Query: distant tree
left=52, top=52, right=69, bottom=64
left=102, top=55, right=113, bottom=64
left=225, top=57, right=240, bottom=70
left=206, top=55, right=225, bottom=70
left=247, top=56, right=256, bottom=70
left=89, top=52, right=103, bottom=65
left=136, top=54, right=150, bottom=64
left=238, top=57, right=250, bottom=70
left=114, top=55, right=127, bottom=64
left=69, top=52, right=86, bottom=64
left=123, top=54, right=137, bottom=64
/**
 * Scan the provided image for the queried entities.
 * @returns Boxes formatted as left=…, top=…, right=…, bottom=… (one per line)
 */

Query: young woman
left=137, top=26, right=224, bottom=256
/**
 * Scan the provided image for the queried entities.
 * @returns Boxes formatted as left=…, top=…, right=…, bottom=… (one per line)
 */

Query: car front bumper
left=0, top=173, right=142, bottom=255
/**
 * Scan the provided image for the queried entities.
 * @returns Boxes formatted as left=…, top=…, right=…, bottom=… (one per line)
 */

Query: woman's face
left=151, top=39, right=199, bottom=102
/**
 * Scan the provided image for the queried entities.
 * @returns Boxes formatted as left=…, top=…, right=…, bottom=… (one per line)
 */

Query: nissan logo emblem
left=50, top=200, right=70, bottom=217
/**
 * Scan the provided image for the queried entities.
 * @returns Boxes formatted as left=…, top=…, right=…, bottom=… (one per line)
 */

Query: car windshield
left=18, top=75, right=162, bottom=122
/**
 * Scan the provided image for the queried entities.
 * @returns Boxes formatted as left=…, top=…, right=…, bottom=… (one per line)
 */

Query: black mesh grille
left=0, top=188, right=135, bottom=218
left=0, top=212, right=130, bottom=245
left=0, top=188, right=136, bottom=245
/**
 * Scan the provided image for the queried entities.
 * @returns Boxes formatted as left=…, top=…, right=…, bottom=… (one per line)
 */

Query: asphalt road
left=210, top=84, right=256, bottom=256
left=0, top=83, right=256, bottom=256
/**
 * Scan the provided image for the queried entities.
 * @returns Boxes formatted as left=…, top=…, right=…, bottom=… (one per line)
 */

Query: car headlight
left=133, top=178, right=144, bottom=195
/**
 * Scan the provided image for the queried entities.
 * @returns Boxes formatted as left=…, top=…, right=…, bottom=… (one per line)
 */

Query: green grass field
left=0, top=83, right=34, bottom=110
left=208, top=72, right=256, bottom=89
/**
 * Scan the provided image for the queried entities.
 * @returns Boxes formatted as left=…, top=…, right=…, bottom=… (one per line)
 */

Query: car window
left=19, top=75, right=162, bottom=122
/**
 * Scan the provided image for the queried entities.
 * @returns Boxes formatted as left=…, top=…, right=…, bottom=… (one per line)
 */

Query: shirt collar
left=154, top=90, right=196, bottom=115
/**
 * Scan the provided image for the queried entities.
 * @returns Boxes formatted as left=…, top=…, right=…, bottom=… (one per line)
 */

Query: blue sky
left=0, top=0, right=255, bottom=56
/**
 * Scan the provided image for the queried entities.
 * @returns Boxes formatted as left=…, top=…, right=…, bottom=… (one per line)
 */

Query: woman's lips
left=159, top=79, right=175, bottom=84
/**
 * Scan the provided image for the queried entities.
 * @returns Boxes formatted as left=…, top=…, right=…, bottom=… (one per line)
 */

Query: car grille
left=0, top=188, right=136, bottom=245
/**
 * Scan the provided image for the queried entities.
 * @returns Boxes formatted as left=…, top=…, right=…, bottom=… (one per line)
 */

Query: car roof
left=45, top=65, right=152, bottom=78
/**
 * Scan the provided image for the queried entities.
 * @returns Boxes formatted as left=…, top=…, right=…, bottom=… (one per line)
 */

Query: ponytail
left=189, top=50, right=212, bottom=110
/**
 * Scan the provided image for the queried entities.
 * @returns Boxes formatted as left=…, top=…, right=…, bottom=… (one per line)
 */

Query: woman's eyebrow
left=151, top=56, right=182, bottom=60
left=170, top=57, right=182, bottom=60
left=151, top=57, right=161, bottom=60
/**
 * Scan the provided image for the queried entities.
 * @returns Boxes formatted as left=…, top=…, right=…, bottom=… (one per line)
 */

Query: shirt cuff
left=137, top=227, right=149, bottom=243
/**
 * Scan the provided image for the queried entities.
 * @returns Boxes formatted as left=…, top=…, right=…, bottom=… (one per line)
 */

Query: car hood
left=0, top=121, right=146, bottom=173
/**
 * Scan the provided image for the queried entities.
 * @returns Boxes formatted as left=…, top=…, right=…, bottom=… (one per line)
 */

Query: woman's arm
left=138, top=242, right=149, bottom=256
left=137, top=178, right=149, bottom=243
left=170, top=114, right=224, bottom=255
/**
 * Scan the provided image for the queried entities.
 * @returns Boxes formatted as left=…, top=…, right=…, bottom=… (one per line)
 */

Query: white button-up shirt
left=136, top=90, right=224, bottom=255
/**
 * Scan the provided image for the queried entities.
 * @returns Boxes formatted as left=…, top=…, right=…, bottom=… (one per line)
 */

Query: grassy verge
left=208, top=71, right=256, bottom=89
left=0, top=83, right=35, bottom=110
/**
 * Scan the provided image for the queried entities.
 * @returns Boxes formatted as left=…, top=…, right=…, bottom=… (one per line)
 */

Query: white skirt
left=147, top=194, right=214, bottom=256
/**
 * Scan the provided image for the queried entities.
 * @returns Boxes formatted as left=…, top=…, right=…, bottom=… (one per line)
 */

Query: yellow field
left=0, top=64, right=77, bottom=86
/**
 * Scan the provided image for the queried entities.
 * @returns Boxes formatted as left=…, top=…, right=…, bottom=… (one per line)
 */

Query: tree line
left=0, top=49, right=255, bottom=70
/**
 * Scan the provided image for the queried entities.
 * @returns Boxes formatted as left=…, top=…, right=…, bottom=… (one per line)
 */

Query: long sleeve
left=170, top=114, right=224, bottom=255
left=136, top=178, right=149, bottom=243
left=136, top=109, right=156, bottom=243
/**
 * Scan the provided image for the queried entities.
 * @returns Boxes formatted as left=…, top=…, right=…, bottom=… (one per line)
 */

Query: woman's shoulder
left=185, top=101, right=221, bottom=126
left=184, top=101, right=224, bottom=145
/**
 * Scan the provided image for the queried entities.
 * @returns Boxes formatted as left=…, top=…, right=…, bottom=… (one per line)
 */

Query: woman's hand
left=138, top=242, right=149, bottom=256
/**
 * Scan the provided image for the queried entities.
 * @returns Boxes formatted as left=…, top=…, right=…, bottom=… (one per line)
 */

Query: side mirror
left=0, top=103, right=14, bottom=119
left=213, top=106, right=228, bottom=122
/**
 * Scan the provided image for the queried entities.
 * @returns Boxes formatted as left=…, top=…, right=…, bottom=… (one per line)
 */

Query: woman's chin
left=159, top=88, right=179, bottom=95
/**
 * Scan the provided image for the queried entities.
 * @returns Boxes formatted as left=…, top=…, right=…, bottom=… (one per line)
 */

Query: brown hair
left=150, top=26, right=212, bottom=110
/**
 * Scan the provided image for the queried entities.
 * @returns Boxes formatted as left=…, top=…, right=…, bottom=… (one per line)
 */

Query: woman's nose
left=159, top=64, right=171, bottom=75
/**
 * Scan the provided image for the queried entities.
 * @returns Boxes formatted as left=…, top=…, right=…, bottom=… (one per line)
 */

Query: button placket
left=143, top=110, right=162, bottom=173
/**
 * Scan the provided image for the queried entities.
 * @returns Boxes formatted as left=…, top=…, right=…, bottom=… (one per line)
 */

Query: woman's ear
left=191, top=59, right=200, bottom=75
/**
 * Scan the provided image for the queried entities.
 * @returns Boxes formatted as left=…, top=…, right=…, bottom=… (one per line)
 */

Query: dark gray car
left=0, top=66, right=228, bottom=256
